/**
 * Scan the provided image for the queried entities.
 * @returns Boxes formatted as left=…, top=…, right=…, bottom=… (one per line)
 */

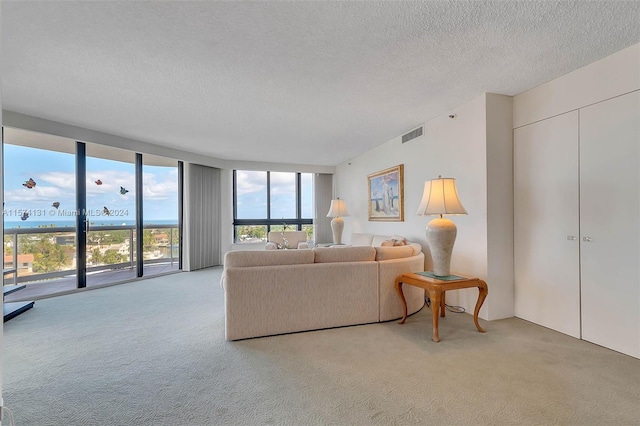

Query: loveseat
left=221, top=234, right=425, bottom=340
left=265, top=230, right=309, bottom=250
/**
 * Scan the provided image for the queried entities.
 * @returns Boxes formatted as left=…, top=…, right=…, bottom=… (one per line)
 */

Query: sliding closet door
left=514, top=111, right=581, bottom=338
left=580, top=91, right=640, bottom=358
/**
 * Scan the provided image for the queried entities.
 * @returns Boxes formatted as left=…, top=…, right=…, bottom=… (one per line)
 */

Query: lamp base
left=330, top=217, right=344, bottom=245
left=426, top=217, right=458, bottom=277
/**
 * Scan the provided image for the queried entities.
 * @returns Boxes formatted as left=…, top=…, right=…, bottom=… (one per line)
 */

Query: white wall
left=514, top=43, right=640, bottom=128
left=332, top=43, right=640, bottom=322
left=334, top=93, right=515, bottom=320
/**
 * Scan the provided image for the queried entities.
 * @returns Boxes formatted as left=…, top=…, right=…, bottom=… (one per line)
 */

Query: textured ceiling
left=2, top=1, right=639, bottom=167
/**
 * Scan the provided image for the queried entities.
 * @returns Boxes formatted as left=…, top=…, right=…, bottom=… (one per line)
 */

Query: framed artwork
left=367, top=164, right=404, bottom=221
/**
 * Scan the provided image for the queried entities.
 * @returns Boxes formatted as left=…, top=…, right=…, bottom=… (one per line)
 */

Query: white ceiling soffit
left=3, top=127, right=177, bottom=167
left=2, top=1, right=639, bottom=167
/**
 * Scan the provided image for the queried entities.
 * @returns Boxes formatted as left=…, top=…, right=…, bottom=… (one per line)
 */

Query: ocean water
left=4, top=219, right=177, bottom=229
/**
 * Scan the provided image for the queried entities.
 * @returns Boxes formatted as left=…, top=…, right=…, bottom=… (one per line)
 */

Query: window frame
left=233, top=170, right=312, bottom=242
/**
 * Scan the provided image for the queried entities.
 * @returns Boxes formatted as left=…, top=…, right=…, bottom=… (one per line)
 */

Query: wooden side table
left=395, top=272, right=488, bottom=342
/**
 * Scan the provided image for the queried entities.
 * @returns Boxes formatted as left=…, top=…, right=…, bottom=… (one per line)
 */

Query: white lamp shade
left=416, top=177, right=467, bottom=216
left=327, top=199, right=350, bottom=217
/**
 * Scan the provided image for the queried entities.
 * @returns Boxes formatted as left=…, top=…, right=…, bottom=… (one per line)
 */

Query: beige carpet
left=3, top=267, right=639, bottom=425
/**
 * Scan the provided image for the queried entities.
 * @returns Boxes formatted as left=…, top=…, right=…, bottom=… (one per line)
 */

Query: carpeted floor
left=3, top=267, right=639, bottom=425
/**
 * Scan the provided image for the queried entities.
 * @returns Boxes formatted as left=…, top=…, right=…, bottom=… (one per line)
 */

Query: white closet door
left=580, top=91, right=640, bottom=358
left=514, top=111, right=581, bottom=337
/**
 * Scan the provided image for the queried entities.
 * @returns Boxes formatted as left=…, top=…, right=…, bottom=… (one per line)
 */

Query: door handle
left=567, top=236, right=577, bottom=241
left=582, top=236, right=591, bottom=242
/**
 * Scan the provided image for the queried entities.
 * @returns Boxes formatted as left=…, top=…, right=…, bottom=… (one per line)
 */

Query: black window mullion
left=135, top=153, right=143, bottom=278
left=178, top=161, right=184, bottom=270
left=266, top=171, right=271, bottom=233
left=296, top=173, right=302, bottom=230
left=232, top=170, right=238, bottom=241
left=76, top=141, right=87, bottom=289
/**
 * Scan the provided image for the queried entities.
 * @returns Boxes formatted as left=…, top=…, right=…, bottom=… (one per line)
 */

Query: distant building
left=118, top=239, right=130, bottom=255
left=55, top=234, right=76, bottom=246
left=153, top=233, right=169, bottom=245
left=4, top=254, right=34, bottom=273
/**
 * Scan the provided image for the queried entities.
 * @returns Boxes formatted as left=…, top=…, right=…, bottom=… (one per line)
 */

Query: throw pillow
left=392, top=235, right=407, bottom=246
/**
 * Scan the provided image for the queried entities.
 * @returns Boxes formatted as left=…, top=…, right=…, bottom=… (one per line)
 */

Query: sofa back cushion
left=374, top=245, right=415, bottom=261
left=350, top=233, right=374, bottom=246
left=371, top=235, right=391, bottom=246
left=224, top=249, right=314, bottom=268
left=313, top=246, right=376, bottom=263
left=374, top=242, right=423, bottom=261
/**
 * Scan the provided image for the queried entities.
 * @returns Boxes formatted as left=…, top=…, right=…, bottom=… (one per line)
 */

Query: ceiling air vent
left=401, top=125, right=423, bottom=144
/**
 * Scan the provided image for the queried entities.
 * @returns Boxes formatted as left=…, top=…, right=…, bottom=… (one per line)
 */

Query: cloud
left=236, top=171, right=266, bottom=194
left=39, top=172, right=76, bottom=190
left=86, top=170, right=136, bottom=197
left=5, top=185, right=67, bottom=203
left=142, top=171, right=178, bottom=201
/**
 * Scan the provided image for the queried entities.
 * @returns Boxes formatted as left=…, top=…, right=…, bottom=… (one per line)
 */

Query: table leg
left=473, top=280, right=488, bottom=333
left=428, top=288, right=442, bottom=342
left=395, top=277, right=408, bottom=324
left=440, top=291, right=446, bottom=318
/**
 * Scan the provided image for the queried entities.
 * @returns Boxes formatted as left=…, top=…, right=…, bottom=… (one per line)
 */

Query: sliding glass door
left=84, top=143, right=138, bottom=287
left=3, top=131, right=77, bottom=293
left=3, top=128, right=182, bottom=300
left=142, top=154, right=180, bottom=277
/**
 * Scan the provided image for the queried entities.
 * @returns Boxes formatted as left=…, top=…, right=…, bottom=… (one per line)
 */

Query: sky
left=3, top=144, right=179, bottom=226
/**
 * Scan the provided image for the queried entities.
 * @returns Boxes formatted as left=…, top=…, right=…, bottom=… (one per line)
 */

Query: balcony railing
left=3, top=224, right=179, bottom=286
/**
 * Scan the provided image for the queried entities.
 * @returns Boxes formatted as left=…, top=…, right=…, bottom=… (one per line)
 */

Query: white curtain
left=183, top=163, right=221, bottom=270
left=314, top=173, right=333, bottom=245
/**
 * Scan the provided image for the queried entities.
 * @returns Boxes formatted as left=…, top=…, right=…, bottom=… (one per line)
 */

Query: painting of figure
left=367, top=164, right=404, bottom=221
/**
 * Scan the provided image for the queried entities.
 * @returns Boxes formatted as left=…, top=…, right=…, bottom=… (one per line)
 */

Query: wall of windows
left=233, top=170, right=313, bottom=243
left=2, top=127, right=182, bottom=298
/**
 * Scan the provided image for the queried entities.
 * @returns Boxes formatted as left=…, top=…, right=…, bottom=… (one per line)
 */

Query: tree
left=143, top=229, right=155, bottom=251
left=103, top=249, right=124, bottom=265
left=88, top=231, right=106, bottom=248
left=20, top=236, right=70, bottom=273
left=90, top=248, right=103, bottom=265
left=237, top=225, right=266, bottom=241
left=171, top=228, right=180, bottom=246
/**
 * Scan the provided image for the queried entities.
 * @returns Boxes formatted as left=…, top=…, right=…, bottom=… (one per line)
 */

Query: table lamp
left=416, top=176, right=467, bottom=277
left=326, top=198, right=349, bottom=245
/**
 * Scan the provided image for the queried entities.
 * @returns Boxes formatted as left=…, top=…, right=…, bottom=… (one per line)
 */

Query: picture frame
left=367, top=164, right=404, bottom=221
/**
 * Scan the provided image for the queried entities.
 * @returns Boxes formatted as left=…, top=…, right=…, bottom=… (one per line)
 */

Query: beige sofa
left=221, top=235, right=425, bottom=340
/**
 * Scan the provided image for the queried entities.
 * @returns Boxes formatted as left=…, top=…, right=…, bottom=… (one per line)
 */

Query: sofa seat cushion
left=224, top=249, right=314, bottom=268
left=313, top=246, right=376, bottom=263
